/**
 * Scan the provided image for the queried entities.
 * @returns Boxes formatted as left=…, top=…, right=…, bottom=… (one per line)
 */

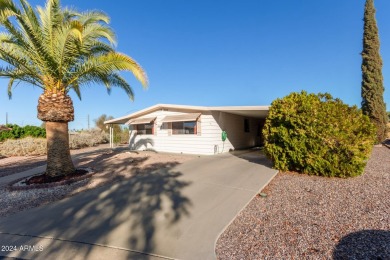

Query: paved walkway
left=0, top=150, right=277, bottom=260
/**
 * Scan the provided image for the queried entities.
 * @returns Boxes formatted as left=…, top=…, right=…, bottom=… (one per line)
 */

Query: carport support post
left=109, top=125, right=113, bottom=148
left=109, top=125, right=111, bottom=148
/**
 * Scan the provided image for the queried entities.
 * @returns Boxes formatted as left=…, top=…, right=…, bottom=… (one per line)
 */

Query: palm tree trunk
left=38, top=90, right=75, bottom=177
left=45, top=121, right=75, bottom=177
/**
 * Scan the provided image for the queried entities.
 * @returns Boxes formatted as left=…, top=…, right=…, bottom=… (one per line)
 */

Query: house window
left=136, top=123, right=154, bottom=135
left=244, top=119, right=250, bottom=133
left=172, top=121, right=196, bottom=135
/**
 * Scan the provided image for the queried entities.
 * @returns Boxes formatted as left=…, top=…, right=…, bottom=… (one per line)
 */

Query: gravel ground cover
left=216, top=147, right=390, bottom=259
left=0, top=149, right=195, bottom=218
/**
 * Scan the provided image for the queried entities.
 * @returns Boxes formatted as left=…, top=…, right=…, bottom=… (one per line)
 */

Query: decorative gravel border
left=215, top=147, right=390, bottom=259
left=7, top=167, right=95, bottom=191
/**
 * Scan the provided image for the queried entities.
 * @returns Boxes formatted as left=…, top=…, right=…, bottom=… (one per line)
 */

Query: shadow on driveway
left=0, top=149, right=277, bottom=260
left=0, top=151, right=192, bottom=260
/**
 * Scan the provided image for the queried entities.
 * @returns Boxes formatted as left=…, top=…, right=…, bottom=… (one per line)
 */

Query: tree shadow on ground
left=0, top=144, right=116, bottom=178
left=0, top=159, right=46, bottom=178
left=0, top=150, right=192, bottom=259
left=333, top=230, right=390, bottom=259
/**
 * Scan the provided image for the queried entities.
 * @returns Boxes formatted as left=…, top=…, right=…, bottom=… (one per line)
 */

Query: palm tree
left=0, top=0, right=148, bottom=177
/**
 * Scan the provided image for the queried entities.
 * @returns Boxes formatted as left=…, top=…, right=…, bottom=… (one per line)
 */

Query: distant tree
left=361, top=0, right=388, bottom=143
left=94, top=114, right=113, bottom=132
left=94, top=114, right=124, bottom=143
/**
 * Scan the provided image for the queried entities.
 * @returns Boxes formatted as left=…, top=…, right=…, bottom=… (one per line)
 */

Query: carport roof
left=104, top=104, right=269, bottom=124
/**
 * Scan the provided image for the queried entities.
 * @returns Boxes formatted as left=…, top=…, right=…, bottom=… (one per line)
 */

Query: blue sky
left=1, top=0, right=390, bottom=129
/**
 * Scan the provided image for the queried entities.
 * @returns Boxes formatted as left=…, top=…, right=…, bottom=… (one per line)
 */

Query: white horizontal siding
left=128, top=110, right=263, bottom=155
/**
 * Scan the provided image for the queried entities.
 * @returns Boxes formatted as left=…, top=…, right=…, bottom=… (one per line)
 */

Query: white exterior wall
left=129, top=109, right=263, bottom=155
left=210, top=111, right=262, bottom=153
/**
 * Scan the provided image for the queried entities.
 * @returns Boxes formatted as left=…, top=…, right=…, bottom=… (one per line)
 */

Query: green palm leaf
left=0, top=0, right=148, bottom=97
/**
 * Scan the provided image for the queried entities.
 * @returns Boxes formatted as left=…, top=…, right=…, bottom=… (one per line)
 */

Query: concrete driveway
left=0, top=150, right=277, bottom=260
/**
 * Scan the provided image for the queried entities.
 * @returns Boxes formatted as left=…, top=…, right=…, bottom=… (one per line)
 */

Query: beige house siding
left=129, top=109, right=263, bottom=155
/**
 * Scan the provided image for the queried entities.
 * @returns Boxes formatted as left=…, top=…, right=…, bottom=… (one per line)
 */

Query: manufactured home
left=105, top=104, right=269, bottom=155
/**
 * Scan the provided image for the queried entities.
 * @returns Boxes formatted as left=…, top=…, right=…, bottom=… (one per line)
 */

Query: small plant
left=263, top=91, right=376, bottom=178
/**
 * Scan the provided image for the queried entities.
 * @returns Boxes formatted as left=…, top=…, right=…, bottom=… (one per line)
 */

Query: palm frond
left=79, top=10, right=110, bottom=25
left=54, top=20, right=83, bottom=81
left=1, top=66, right=42, bottom=98
left=0, top=44, right=38, bottom=76
left=0, top=0, right=148, bottom=101
left=69, top=81, right=82, bottom=100
left=81, top=22, right=116, bottom=45
left=13, top=2, right=58, bottom=77
left=7, top=77, right=14, bottom=98
left=0, top=31, right=14, bottom=42
left=65, top=52, right=148, bottom=88
left=69, top=72, right=135, bottom=100
left=0, top=0, right=18, bottom=23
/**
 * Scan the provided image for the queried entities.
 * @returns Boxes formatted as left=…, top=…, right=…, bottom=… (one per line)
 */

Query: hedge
left=0, top=124, right=46, bottom=141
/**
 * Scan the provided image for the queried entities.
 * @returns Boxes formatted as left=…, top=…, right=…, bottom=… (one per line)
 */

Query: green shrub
left=23, top=125, right=46, bottom=138
left=263, top=91, right=376, bottom=178
left=0, top=124, right=46, bottom=141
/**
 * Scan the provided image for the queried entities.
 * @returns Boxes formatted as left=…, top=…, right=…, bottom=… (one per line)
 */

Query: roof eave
left=104, top=104, right=270, bottom=124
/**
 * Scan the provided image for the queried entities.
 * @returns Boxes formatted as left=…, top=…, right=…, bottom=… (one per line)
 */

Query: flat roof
left=104, top=104, right=269, bottom=124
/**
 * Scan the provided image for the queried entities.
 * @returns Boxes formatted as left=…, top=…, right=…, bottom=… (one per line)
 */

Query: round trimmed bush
left=263, top=91, right=376, bottom=178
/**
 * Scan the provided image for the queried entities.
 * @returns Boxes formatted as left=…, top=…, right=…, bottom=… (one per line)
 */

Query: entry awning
left=161, top=113, right=201, bottom=123
left=126, top=117, right=156, bottom=125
